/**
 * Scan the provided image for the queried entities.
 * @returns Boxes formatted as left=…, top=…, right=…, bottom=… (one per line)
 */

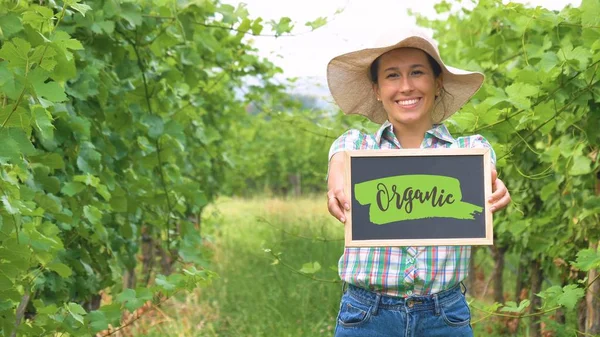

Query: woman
left=326, top=29, right=511, bottom=336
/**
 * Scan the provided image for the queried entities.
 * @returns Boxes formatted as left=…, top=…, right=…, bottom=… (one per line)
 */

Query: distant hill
left=287, top=76, right=337, bottom=111
left=244, top=75, right=339, bottom=114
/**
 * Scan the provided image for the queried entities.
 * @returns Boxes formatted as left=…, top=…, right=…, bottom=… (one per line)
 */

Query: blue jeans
left=334, top=284, right=473, bottom=337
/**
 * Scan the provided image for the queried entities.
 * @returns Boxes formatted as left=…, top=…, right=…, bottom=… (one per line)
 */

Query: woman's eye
left=386, top=73, right=399, bottom=79
left=411, top=70, right=424, bottom=76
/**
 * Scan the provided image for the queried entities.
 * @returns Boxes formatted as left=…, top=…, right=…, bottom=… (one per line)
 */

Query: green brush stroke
left=354, top=174, right=482, bottom=225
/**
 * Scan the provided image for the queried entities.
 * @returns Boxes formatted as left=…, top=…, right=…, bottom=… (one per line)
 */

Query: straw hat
left=326, top=28, right=484, bottom=124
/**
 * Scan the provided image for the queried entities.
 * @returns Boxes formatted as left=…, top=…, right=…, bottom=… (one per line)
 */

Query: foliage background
left=0, top=0, right=599, bottom=336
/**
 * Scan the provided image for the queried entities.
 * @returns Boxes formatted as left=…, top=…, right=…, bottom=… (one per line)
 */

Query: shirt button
left=408, top=258, right=414, bottom=264
left=406, top=290, right=413, bottom=296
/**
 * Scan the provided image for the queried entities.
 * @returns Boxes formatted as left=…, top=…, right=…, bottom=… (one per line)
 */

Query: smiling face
left=373, top=48, right=443, bottom=131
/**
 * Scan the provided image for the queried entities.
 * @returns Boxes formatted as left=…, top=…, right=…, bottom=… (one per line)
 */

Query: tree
left=414, top=0, right=600, bottom=335
left=0, top=0, right=309, bottom=335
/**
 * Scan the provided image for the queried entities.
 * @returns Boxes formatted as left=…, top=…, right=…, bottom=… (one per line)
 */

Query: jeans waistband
left=345, top=283, right=464, bottom=313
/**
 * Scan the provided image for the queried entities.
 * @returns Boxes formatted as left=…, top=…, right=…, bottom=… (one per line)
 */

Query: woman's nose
left=398, top=76, right=414, bottom=92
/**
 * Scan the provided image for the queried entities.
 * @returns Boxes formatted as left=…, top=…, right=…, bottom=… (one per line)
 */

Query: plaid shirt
left=328, top=121, right=496, bottom=297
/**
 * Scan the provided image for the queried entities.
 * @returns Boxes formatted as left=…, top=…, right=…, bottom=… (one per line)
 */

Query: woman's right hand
left=327, top=153, right=350, bottom=223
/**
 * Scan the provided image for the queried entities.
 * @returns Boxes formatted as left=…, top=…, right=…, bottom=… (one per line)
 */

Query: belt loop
left=433, top=294, right=441, bottom=316
left=372, top=293, right=381, bottom=316
left=460, top=281, right=467, bottom=295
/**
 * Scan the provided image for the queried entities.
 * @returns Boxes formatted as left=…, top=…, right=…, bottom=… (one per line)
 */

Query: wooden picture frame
left=344, top=148, right=493, bottom=247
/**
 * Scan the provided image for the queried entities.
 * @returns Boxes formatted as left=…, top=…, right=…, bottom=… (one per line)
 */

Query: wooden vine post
left=586, top=170, right=600, bottom=334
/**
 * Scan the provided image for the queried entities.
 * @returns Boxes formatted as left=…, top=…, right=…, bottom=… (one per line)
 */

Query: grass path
left=204, top=197, right=344, bottom=337
left=130, top=197, right=345, bottom=337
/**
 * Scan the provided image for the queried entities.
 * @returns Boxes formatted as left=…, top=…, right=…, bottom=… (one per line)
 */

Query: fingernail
left=489, top=206, right=495, bottom=212
left=340, top=217, right=345, bottom=223
left=345, top=203, right=350, bottom=210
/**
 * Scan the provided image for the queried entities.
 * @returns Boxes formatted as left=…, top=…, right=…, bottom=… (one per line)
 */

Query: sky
left=222, top=0, right=581, bottom=95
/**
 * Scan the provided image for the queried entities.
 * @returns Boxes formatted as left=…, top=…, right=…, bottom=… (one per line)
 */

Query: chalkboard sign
left=343, top=148, right=493, bottom=247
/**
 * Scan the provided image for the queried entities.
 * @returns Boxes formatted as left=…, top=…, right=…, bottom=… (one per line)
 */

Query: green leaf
left=0, top=216, right=4, bottom=238
left=69, top=2, right=92, bottom=16
left=0, top=37, right=31, bottom=69
left=35, top=302, right=58, bottom=315
left=569, top=155, right=592, bottom=176
left=99, top=303, right=122, bottom=328
left=305, top=17, right=327, bottom=31
left=120, top=3, right=143, bottom=26
left=581, top=0, right=600, bottom=27
left=116, top=288, right=145, bottom=311
left=34, top=193, right=62, bottom=213
left=46, top=262, right=73, bottom=277
left=540, top=181, right=559, bottom=202
left=83, top=205, right=102, bottom=225
left=52, top=30, right=84, bottom=52
left=0, top=14, right=23, bottom=39
left=583, top=196, right=600, bottom=210
left=537, top=52, right=559, bottom=72
left=447, top=111, right=476, bottom=133
left=33, top=80, right=67, bottom=103
left=155, top=274, right=176, bottom=291
left=573, top=248, right=600, bottom=271
left=559, top=45, right=592, bottom=69
left=1, top=238, right=31, bottom=266
left=96, top=184, right=111, bottom=201
left=0, top=61, right=11, bottom=86
left=32, top=105, right=54, bottom=139
left=299, top=261, right=321, bottom=274
left=110, top=195, right=128, bottom=213
left=434, top=0, right=452, bottom=13
left=0, top=128, right=37, bottom=161
left=77, top=144, right=101, bottom=174
left=0, top=66, right=22, bottom=100
left=116, top=288, right=136, bottom=304
left=505, top=83, right=539, bottom=110
left=500, top=299, right=530, bottom=313
left=47, top=44, right=77, bottom=81
left=237, top=18, right=251, bottom=34
left=270, top=17, right=293, bottom=36
left=538, top=285, right=562, bottom=308
left=74, top=174, right=100, bottom=187
left=533, top=101, right=555, bottom=133
left=22, top=5, right=54, bottom=29
left=558, top=285, right=584, bottom=310
left=88, top=310, right=108, bottom=333
left=251, top=18, right=263, bottom=35
left=67, top=115, right=91, bottom=140
left=0, top=106, right=30, bottom=130
left=219, top=4, right=236, bottom=23
left=142, top=115, right=164, bottom=139
left=0, top=274, right=14, bottom=292
left=2, top=195, right=22, bottom=214
left=67, top=302, right=87, bottom=324
left=234, top=3, right=249, bottom=19
left=103, top=0, right=121, bottom=16
left=30, top=153, right=65, bottom=170
left=91, top=21, right=115, bottom=34
left=61, top=182, right=85, bottom=197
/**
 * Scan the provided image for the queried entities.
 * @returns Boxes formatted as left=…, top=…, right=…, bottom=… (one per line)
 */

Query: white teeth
left=396, top=99, right=419, bottom=106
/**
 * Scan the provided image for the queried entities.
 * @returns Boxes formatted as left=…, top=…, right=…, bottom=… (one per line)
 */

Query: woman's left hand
left=490, top=169, right=511, bottom=213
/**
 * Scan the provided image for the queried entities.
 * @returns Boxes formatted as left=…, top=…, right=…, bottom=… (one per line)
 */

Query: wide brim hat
left=327, top=28, right=484, bottom=124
